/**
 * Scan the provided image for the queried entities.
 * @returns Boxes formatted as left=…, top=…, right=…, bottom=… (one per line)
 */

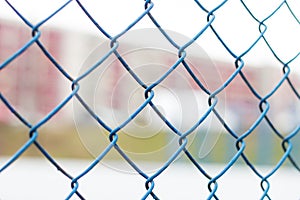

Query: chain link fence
left=0, top=0, right=299, bottom=199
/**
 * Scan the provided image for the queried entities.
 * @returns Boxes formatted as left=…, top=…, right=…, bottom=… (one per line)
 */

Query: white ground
left=0, top=157, right=299, bottom=200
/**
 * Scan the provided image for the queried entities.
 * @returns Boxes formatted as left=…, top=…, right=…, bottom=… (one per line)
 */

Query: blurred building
left=0, top=18, right=100, bottom=124
left=0, top=18, right=299, bottom=133
left=0, top=19, right=62, bottom=123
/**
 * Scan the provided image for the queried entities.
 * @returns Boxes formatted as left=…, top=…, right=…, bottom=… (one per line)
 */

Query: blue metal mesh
left=0, top=0, right=299, bottom=199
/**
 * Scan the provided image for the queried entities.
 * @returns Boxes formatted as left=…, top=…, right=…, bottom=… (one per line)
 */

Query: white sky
left=0, top=0, right=299, bottom=71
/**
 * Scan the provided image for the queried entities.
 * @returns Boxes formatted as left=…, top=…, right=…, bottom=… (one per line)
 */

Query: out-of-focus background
left=0, top=0, right=299, bottom=199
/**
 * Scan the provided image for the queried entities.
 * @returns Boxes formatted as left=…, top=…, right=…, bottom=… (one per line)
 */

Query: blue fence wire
left=0, top=0, right=299, bottom=199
